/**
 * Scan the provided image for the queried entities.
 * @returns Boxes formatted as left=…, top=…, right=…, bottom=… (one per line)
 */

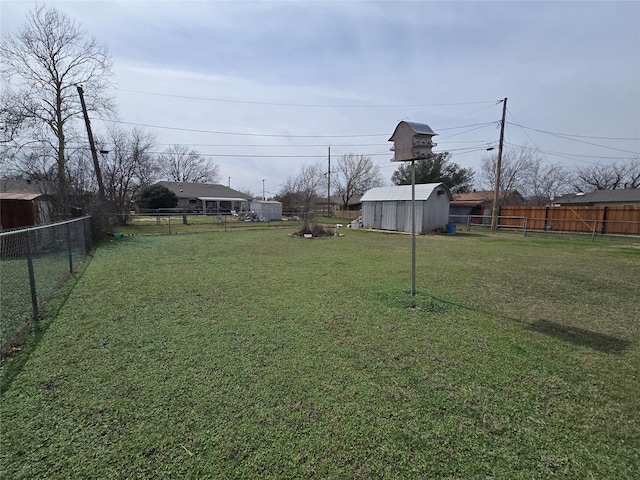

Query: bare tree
left=157, top=144, right=220, bottom=183
left=572, top=160, right=640, bottom=191
left=521, top=162, right=569, bottom=205
left=481, top=146, right=541, bottom=203
left=65, top=147, right=98, bottom=212
left=0, top=4, right=114, bottom=217
left=277, top=162, right=324, bottom=215
left=97, top=127, right=157, bottom=216
left=332, top=153, right=382, bottom=209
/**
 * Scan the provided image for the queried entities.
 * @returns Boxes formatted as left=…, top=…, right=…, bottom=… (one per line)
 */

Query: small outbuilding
left=249, top=200, right=282, bottom=221
left=361, top=183, right=452, bottom=233
left=0, top=179, right=53, bottom=230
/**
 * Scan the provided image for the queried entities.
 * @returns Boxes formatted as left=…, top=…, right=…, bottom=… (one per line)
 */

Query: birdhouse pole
left=411, top=159, right=416, bottom=295
left=389, top=121, right=438, bottom=296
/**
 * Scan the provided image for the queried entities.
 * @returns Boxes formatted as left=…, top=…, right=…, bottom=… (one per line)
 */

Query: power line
left=100, top=118, right=387, bottom=138
left=502, top=141, right=634, bottom=165
left=113, top=88, right=497, bottom=109
left=506, top=122, right=640, bottom=141
left=155, top=142, right=390, bottom=148
left=507, top=121, right=640, bottom=154
left=437, top=123, right=495, bottom=140
left=505, top=108, right=555, bottom=167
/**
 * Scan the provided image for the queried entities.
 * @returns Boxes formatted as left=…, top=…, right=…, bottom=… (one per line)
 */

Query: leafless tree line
left=480, top=146, right=639, bottom=205
left=276, top=153, right=383, bottom=214
left=0, top=4, right=219, bottom=223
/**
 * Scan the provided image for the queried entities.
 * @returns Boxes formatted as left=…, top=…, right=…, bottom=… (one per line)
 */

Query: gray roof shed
left=361, top=183, right=452, bottom=233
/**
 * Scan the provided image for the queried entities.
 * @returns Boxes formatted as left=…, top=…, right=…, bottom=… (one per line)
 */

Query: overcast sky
left=2, top=0, right=639, bottom=196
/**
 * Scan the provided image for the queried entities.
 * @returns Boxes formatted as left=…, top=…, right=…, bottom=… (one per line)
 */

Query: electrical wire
left=100, top=118, right=388, bottom=138
left=506, top=122, right=640, bottom=141
left=113, top=88, right=497, bottom=109
left=507, top=121, right=640, bottom=155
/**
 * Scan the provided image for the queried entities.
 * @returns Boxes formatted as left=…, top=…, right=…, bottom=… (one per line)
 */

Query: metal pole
left=411, top=159, right=416, bottom=296
left=491, top=97, right=507, bottom=233
left=66, top=222, right=73, bottom=273
left=25, top=230, right=39, bottom=321
left=327, top=146, right=331, bottom=218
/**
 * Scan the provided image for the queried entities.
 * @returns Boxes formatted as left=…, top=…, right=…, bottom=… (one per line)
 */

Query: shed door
left=381, top=202, right=396, bottom=230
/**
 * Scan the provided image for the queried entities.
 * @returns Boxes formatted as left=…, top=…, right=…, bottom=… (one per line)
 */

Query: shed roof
left=0, top=192, right=43, bottom=201
left=361, top=183, right=451, bottom=202
left=0, top=178, right=53, bottom=195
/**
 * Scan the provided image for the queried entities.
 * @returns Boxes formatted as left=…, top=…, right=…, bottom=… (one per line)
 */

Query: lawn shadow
left=412, top=293, right=633, bottom=355
left=528, top=320, right=631, bottom=354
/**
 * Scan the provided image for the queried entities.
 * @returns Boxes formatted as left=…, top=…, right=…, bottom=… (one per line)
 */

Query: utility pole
left=327, top=146, right=331, bottom=218
left=490, top=97, right=507, bottom=233
left=262, top=179, right=265, bottom=200
left=77, top=85, right=105, bottom=201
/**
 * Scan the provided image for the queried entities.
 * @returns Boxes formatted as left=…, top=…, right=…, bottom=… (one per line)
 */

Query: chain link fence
left=448, top=214, right=640, bottom=239
left=1, top=217, right=92, bottom=360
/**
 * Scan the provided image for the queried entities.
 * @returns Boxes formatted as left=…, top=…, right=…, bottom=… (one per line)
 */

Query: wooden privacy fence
left=500, top=205, right=640, bottom=236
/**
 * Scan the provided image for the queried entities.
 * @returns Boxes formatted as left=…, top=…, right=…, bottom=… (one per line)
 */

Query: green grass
left=114, top=214, right=353, bottom=236
left=115, top=214, right=307, bottom=236
left=1, top=229, right=639, bottom=478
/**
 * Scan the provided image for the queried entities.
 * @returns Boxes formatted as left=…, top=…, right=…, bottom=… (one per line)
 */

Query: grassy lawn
left=113, top=214, right=305, bottom=236
left=1, top=229, right=639, bottom=478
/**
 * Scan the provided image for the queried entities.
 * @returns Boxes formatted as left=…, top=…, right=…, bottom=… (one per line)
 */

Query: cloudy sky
left=2, top=0, right=639, bottom=196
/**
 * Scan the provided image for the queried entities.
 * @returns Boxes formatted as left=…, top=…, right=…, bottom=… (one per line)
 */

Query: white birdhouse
left=389, top=121, right=438, bottom=162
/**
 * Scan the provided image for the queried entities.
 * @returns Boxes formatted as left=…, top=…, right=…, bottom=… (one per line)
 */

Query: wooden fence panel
left=499, top=205, right=640, bottom=235
left=604, top=206, right=640, bottom=235
left=547, top=206, right=601, bottom=233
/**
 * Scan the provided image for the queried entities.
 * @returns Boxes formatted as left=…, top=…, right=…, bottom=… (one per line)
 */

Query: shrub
left=294, top=223, right=333, bottom=237
left=135, top=184, right=179, bottom=210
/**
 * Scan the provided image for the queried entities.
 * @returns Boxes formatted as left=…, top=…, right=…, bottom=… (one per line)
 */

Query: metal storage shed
left=361, top=183, right=452, bottom=233
left=249, top=200, right=283, bottom=221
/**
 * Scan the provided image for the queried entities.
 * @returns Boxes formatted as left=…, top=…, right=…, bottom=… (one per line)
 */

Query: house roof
left=554, top=189, right=640, bottom=205
left=316, top=194, right=363, bottom=205
left=361, top=183, right=452, bottom=202
left=452, top=190, right=494, bottom=205
left=451, top=189, right=523, bottom=206
left=0, top=178, right=52, bottom=195
left=158, top=181, right=253, bottom=201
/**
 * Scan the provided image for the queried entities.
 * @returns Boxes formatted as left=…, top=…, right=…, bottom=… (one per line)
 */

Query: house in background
left=450, top=189, right=526, bottom=219
left=315, top=194, right=363, bottom=216
left=156, top=181, right=253, bottom=214
left=0, top=178, right=53, bottom=230
left=361, top=183, right=452, bottom=233
left=553, top=189, right=640, bottom=206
